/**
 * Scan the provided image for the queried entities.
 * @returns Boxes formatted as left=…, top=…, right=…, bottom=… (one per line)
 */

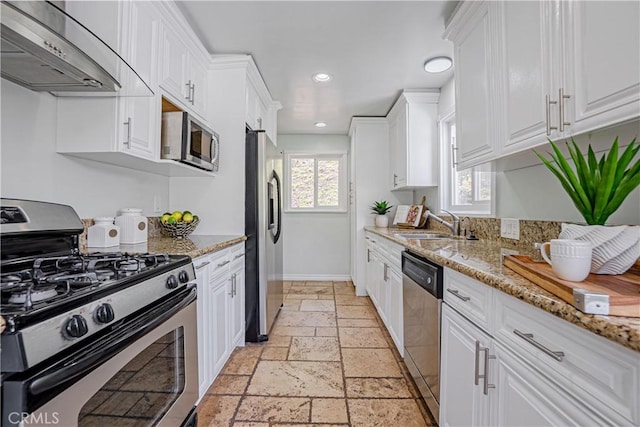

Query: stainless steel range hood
left=0, top=1, right=152, bottom=97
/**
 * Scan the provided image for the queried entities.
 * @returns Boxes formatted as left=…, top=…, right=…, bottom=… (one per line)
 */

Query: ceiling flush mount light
left=314, top=122, right=327, bottom=128
left=312, top=73, right=332, bottom=83
left=424, top=56, right=453, bottom=73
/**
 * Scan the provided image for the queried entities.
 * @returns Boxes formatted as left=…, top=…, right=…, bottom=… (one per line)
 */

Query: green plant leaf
left=535, top=150, right=593, bottom=223
left=548, top=141, right=593, bottom=214
left=568, top=140, right=594, bottom=202
left=592, top=140, right=618, bottom=222
left=613, top=137, right=640, bottom=189
left=597, top=170, right=640, bottom=224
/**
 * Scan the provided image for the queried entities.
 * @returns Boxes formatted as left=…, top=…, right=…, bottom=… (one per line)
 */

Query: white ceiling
left=177, top=1, right=458, bottom=135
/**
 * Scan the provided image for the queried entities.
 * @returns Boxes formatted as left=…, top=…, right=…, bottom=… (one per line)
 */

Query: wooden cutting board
left=503, top=255, right=640, bottom=317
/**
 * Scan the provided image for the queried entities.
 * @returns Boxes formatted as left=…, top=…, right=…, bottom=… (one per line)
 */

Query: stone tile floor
left=197, top=281, right=436, bottom=426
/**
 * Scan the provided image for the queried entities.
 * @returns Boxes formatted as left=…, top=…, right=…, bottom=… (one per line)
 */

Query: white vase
left=558, top=223, right=640, bottom=274
left=375, top=215, right=389, bottom=228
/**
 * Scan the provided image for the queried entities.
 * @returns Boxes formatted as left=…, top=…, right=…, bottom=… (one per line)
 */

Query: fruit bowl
left=160, top=217, right=199, bottom=238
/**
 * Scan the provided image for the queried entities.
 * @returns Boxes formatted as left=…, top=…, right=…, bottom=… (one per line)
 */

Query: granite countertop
left=365, top=226, right=640, bottom=353
left=147, top=235, right=246, bottom=258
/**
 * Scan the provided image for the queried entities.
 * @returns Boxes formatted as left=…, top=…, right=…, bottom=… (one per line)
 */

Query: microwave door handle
left=209, top=135, right=218, bottom=164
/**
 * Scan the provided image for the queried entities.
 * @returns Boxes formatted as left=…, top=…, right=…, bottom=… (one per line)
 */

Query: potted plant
left=535, top=137, right=640, bottom=274
left=371, top=200, right=393, bottom=228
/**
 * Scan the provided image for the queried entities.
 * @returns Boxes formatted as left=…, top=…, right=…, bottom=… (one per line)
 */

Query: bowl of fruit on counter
left=160, top=210, right=199, bottom=238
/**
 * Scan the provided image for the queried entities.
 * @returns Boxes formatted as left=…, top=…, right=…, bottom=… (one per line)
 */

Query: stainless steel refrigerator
left=245, top=129, right=284, bottom=342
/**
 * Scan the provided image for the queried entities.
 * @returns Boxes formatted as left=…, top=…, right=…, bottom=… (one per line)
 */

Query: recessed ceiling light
left=312, top=73, right=332, bottom=83
left=314, top=122, right=327, bottom=128
left=424, top=56, right=453, bottom=73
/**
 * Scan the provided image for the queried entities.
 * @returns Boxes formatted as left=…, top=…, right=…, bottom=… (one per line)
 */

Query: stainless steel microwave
left=161, top=111, right=219, bottom=172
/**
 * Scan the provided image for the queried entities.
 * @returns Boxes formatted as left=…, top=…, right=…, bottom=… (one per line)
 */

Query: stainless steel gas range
left=1, top=199, right=198, bottom=427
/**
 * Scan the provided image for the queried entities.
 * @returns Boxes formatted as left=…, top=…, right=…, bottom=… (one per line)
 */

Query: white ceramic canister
left=87, top=217, right=120, bottom=248
left=115, top=208, right=148, bottom=244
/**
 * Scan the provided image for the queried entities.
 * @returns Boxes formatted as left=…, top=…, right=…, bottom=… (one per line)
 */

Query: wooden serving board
left=503, top=255, right=640, bottom=317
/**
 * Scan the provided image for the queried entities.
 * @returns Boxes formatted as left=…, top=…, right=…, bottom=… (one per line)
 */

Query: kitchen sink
left=394, top=233, right=453, bottom=240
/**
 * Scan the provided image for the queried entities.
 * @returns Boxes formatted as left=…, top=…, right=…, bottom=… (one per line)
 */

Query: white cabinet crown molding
left=348, top=117, right=388, bottom=136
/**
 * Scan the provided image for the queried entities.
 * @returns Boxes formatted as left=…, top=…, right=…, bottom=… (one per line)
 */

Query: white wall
left=1, top=80, right=170, bottom=218
left=277, top=134, right=351, bottom=280
left=169, top=65, right=247, bottom=235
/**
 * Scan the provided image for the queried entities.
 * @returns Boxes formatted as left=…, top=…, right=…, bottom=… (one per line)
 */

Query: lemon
left=183, top=210, right=192, bottom=216
left=160, top=213, right=171, bottom=224
left=166, top=216, right=177, bottom=225
left=171, top=211, right=183, bottom=222
left=183, top=212, right=194, bottom=223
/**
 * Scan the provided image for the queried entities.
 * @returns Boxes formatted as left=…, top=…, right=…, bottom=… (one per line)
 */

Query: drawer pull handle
left=514, top=329, right=565, bottom=362
left=195, top=261, right=211, bottom=270
left=447, top=288, right=470, bottom=302
left=234, top=253, right=245, bottom=260
left=217, top=260, right=230, bottom=268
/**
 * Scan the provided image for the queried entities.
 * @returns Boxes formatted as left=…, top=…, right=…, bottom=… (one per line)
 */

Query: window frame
left=284, top=150, right=348, bottom=213
left=439, top=109, right=495, bottom=216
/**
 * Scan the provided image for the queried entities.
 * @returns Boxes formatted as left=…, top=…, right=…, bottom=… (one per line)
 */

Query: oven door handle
left=29, top=288, right=196, bottom=397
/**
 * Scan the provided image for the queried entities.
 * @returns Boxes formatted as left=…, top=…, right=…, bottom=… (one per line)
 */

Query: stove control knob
left=166, top=274, right=179, bottom=289
left=65, top=315, right=88, bottom=338
left=94, top=303, right=115, bottom=324
left=178, top=270, right=190, bottom=284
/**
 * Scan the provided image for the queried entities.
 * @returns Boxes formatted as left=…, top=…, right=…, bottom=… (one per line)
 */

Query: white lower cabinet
left=194, top=242, right=245, bottom=401
left=440, top=304, right=492, bottom=427
left=364, top=231, right=403, bottom=355
left=440, top=267, right=640, bottom=426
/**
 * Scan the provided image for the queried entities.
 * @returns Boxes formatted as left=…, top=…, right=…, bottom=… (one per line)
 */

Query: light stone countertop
left=365, top=226, right=640, bottom=353
left=147, top=235, right=247, bottom=259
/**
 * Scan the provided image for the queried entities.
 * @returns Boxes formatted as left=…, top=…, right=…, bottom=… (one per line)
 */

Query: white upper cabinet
left=496, top=1, right=560, bottom=155
left=57, top=1, right=160, bottom=162
left=444, top=2, right=501, bottom=170
left=562, top=1, right=640, bottom=136
left=158, top=20, right=209, bottom=122
left=388, top=91, right=440, bottom=189
left=245, top=62, right=280, bottom=143
left=447, top=0, right=640, bottom=165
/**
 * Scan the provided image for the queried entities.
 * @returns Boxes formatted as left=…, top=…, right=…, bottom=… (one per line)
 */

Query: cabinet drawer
left=193, top=255, right=211, bottom=279
left=443, top=268, right=493, bottom=333
left=208, top=248, right=231, bottom=277
left=229, top=243, right=245, bottom=265
left=494, top=291, right=640, bottom=425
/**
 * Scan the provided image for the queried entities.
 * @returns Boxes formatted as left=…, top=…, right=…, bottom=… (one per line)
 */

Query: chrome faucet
left=427, top=209, right=460, bottom=236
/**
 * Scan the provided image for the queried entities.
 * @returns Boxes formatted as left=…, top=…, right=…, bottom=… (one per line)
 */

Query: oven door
left=2, top=287, right=198, bottom=427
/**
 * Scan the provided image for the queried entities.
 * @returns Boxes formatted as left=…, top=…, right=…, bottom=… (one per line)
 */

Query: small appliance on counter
left=115, top=208, right=147, bottom=244
left=87, top=217, right=120, bottom=248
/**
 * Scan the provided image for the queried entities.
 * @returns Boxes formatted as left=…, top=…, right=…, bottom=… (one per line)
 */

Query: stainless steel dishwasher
left=402, top=250, right=443, bottom=423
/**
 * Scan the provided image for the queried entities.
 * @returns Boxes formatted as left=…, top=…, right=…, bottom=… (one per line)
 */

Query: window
left=440, top=112, right=494, bottom=215
left=284, top=151, right=347, bottom=212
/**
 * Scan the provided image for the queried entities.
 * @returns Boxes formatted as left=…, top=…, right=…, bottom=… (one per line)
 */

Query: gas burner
left=94, top=269, right=116, bottom=282
left=116, top=259, right=141, bottom=272
left=0, top=270, right=32, bottom=291
left=8, top=286, right=59, bottom=305
left=45, top=272, right=99, bottom=288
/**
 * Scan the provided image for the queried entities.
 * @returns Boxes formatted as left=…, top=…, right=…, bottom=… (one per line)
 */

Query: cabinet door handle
left=513, top=329, right=565, bottom=361
left=190, top=83, right=196, bottom=105
left=367, top=249, right=371, bottom=263
left=217, top=260, right=230, bottom=268
left=474, top=340, right=481, bottom=386
left=383, top=263, right=388, bottom=281
left=393, top=173, right=398, bottom=187
left=558, top=88, right=571, bottom=132
left=195, top=261, right=211, bottom=270
left=234, top=253, right=245, bottom=260
left=185, top=80, right=192, bottom=101
left=482, top=346, right=496, bottom=395
left=446, top=288, right=470, bottom=302
left=545, top=95, right=558, bottom=136
left=451, top=143, right=458, bottom=168
left=123, top=117, right=132, bottom=148
left=232, top=273, right=236, bottom=297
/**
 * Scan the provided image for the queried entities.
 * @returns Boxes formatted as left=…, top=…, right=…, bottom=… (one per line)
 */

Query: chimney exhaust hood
left=0, top=1, right=152, bottom=97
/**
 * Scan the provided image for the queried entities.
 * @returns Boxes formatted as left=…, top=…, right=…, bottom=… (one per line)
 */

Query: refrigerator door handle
left=271, top=169, right=282, bottom=244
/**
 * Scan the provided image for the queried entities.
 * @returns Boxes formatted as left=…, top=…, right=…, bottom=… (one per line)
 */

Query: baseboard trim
left=283, top=274, right=352, bottom=282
